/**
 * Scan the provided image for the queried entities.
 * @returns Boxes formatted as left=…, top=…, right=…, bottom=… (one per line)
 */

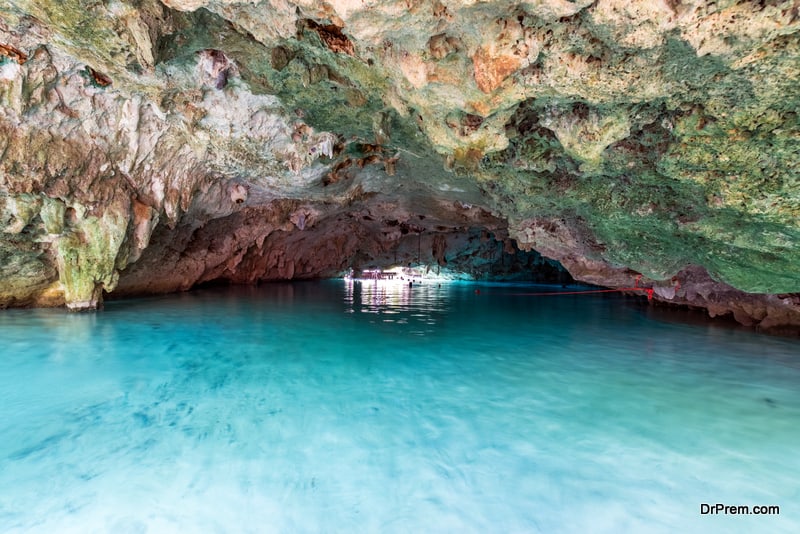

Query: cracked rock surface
left=1, top=0, right=798, bottom=333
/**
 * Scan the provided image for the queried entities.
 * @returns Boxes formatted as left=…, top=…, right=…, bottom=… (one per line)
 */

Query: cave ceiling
left=0, top=0, right=799, bottom=330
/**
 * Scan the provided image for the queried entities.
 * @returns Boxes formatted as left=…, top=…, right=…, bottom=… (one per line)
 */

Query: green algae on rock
left=0, top=0, right=798, bottom=331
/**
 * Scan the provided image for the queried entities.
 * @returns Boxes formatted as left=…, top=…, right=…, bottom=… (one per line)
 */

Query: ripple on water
left=0, top=280, right=798, bottom=533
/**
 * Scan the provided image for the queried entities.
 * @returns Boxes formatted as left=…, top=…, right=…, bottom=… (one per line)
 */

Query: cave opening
left=344, top=230, right=574, bottom=286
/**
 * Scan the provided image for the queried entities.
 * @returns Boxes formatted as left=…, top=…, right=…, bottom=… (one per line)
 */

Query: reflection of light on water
left=342, top=278, right=447, bottom=334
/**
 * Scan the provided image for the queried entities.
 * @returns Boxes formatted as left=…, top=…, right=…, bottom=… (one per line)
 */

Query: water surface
left=1, top=281, right=798, bottom=533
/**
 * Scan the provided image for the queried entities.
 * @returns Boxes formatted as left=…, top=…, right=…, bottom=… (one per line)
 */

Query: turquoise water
left=1, top=280, right=798, bottom=533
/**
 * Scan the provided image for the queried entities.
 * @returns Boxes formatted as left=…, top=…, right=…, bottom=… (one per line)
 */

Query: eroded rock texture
left=1, top=1, right=798, bottom=332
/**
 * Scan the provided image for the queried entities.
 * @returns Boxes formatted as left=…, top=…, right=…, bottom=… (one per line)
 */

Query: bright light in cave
left=344, top=265, right=454, bottom=283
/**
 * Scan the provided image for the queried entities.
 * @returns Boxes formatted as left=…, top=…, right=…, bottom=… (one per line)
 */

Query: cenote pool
left=1, top=280, right=798, bottom=533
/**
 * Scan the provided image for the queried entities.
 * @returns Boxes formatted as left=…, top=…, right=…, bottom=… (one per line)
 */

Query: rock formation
left=1, top=1, right=798, bottom=332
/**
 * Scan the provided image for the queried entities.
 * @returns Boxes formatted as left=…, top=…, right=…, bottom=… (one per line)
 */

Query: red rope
left=508, top=287, right=654, bottom=300
left=508, top=277, right=655, bottom=300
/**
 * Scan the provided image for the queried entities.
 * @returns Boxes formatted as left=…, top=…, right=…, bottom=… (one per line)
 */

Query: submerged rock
left=0, top=0, right=798, bottom=331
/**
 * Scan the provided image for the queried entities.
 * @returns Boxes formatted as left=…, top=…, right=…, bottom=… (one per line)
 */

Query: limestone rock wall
left=1, top=0, right=798, bottom=332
